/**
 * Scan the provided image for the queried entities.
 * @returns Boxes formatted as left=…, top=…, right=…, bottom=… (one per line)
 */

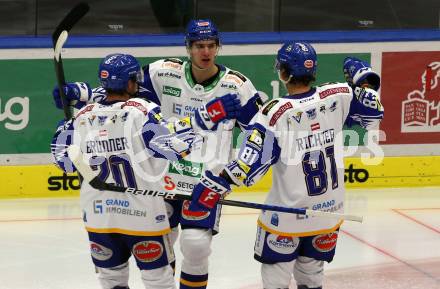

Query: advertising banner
left=0, top=53, right=370, bottom=155
left=381, top=51, right=440, bottom=144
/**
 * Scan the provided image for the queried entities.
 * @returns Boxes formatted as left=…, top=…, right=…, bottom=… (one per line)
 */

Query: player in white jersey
left=51, top=53, right=241, bottom=289
left=190, top=42, right=384, bottom=289
left=52, top=19, right=263, bottom=289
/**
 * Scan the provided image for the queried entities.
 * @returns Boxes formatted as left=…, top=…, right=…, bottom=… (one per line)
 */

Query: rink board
left=1, top=156, right=439, bottom=199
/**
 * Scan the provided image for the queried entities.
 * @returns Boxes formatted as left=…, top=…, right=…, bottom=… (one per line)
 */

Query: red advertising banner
left=381, top=52, right=440, bottom=144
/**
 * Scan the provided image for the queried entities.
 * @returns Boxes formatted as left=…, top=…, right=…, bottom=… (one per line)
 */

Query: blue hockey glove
left=343, top=57, right=380, bottom=91
left=190, top=170, right=231, bottom=211
left=194, top=93, right=241, bottom=130
left=53, top=82, right=92, bottom=109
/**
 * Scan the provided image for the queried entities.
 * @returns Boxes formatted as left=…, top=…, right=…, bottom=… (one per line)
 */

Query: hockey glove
left=190, top=170, right=231, bottom=211
left=194, top=93, right=241, bottom=130
left=343, top=57, right=380, bottom=91
left=53, top=82, right=92, bottom=109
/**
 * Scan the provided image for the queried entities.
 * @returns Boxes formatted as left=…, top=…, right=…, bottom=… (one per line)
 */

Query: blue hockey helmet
left=275, top=42, right=317, bottom=78
left=185, top=19, right=219, bottom=46
left=98, top=53, right=142, bottom=91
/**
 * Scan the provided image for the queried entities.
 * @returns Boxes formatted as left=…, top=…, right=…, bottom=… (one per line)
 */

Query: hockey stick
left=52, top=2, right=90, bottom=119
left=67, top=145, right=363, bottom=222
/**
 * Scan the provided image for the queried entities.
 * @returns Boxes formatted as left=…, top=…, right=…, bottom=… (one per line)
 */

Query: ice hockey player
left=190, top=42, right=384, bottom=289
left=52, top=19, right=264, bottom=289
left=50, top=53, right=241, bottom=289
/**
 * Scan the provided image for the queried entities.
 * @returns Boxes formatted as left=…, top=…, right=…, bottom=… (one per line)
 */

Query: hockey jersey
left=143, top=58, right=261, bottom=194
left=224, top=83, right=384, bottom=236
left=51, top=98, right=197, bottom=236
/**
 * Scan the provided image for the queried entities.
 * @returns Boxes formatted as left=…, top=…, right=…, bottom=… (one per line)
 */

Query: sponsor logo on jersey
left=133, top=241, right=164, bottom=262
left=262, top=100, right=279, bottom=115
left=76, top=104, right=95, bottom=118
left=221, top=83, right=238, bottom=90
left=227, top=70, right=247, bottom=82
left=94, top=200, right=103, bottom=214
left=267, top=234, right=299, bottom=255
left=312, top=232, right=338, bottom=252
left=299, top=96, right=314, bottom=103
left=225, top=74, right=244, bottom=86
left=47, top=173, right=80, bottom=191
left=312, top=199, right=336, bottom=210
left=190, top=96, right=203, bottom=103
left=155, top=214, right=166, bottom=223
left=157, top=71, right=182, bottom=79
left=181, top=200, right=210, bottom=220
left=163, top=86, right=182, bottom=97
left=173, top=103, right=182, bottom=115
left=169, top=159, right=203, bottom=178
left=344, top=164, right=369, bottom=183
left=269, top=102, right=293, bottom=126
left=122, top=100, right=148, bottom=115
left=90, top=241, right=113, bottom=261
left=319, top=87, right=350, bottom=99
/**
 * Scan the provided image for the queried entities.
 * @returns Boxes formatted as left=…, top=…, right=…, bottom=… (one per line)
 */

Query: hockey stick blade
left=54, top=30, right=68, bottom=62
left=66, top=145, right=363, bottom=222
left=52, top=2, right=90, bottom=46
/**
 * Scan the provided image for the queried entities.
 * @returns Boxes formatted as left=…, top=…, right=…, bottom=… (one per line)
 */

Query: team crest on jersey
left=269, top=102, right=293, bottom=126
left=312, top=232, right=339, bottom=252
left=98, top=115, right=108, bottom=126
left=133, top=241, right=164, bottom=262
left=305, top=108, right=317, bottom=120
left=121, top=112, right=129, bottom=122
left=262, top=99, right=279, bottom=115
left=181, top=200, right=210, bottom=220
left=292, top=111, right=302, bottom=123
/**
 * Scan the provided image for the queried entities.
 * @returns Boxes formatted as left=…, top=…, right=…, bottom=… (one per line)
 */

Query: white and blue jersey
left=51, top=98, right=197, bottom=236
left=224, top=82, right=384, bottom=236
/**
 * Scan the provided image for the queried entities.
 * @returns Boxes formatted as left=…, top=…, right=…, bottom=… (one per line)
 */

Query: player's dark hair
left=280, top=63, right=315, bottom=86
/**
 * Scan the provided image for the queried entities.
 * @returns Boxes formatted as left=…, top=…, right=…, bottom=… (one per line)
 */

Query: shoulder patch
left=164, top=58, right=184, bottom=65
left=75, top=104, right=95, bottom=118
left=319, top=87, right=350, bottom=99
left=227, top=70, right=247, bottom=82
left=269, top=102, right=293, bottom=126
left=262, top=99, right=279, bottom=115
left=121, top=100, right=148, bottom=115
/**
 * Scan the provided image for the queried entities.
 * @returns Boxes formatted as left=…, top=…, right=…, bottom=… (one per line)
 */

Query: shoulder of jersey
left=121, top=98, right=158, bottom=116
left=316, top=82, right=352, bottom=99
left=157, top=58, right=185, bottom=71
left=261, top=98, right=295, bottom=126
left=75, top=103, right=97, bottom=118
left=223, top=69, right=248, bottom=86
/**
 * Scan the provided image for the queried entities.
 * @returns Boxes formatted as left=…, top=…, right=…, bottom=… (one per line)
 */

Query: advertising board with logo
left=381, top=51, right=440, bottom=144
